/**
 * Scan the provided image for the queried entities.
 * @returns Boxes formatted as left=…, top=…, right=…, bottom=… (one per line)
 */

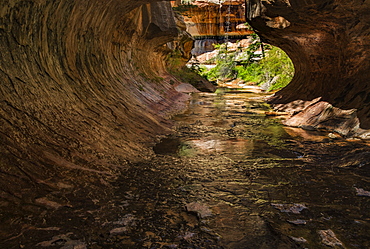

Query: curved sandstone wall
left=0, top=0, right=191, bottom=204
left=247, top=0, right=370, bottom=136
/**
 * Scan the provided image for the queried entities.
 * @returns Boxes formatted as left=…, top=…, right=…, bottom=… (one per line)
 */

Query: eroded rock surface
left=0, top=0, right=192, bottom=212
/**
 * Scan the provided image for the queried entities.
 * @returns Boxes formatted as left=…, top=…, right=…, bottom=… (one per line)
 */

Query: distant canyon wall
left=172, top=0, right=253, bottom=55
left=172, top=0, right=250, bottom=37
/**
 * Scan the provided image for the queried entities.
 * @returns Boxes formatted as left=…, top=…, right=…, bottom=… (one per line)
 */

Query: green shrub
left=199, top=43, right=237, bottom=82
left=258, top=47, right=294, bottom=90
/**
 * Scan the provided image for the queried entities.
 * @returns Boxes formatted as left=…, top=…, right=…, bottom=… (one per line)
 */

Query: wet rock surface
left=2, top=89, right=370, bottom=248
left=355, top=188, right=370, bottom=197
left=318, top=229, right=344, bottom=248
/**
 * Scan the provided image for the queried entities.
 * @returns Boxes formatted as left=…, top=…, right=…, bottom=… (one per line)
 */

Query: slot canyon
left=0, top=0, right=369, bottom=248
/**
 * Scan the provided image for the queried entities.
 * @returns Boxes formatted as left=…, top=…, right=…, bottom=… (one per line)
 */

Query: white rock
left=355, top=187, right=370, bottom=197
left=271, top=203, right=307, bottom=214
left=289, top=236, right=307, bottom=243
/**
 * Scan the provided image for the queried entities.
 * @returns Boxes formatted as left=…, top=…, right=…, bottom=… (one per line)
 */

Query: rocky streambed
left=2, top=88, right=370, bottom=248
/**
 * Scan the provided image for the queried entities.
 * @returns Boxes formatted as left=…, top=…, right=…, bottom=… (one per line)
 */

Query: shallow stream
left=147, top=89, right=370, bottom=249
left=117, top=88, right=370, bottom=248
left=3, top=88, right=370, bottom=248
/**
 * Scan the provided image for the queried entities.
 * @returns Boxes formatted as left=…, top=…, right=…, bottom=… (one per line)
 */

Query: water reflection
left=152, top=88, right=370, bottom=248
left=2, top=89, right=369, bottom=248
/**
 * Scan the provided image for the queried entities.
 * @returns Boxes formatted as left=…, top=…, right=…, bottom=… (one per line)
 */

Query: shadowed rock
left=0, top=0, right=192, bottom=206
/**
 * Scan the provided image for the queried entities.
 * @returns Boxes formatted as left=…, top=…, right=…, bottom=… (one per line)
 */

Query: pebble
left=287, top=219, right=307, bottom=225
left=328, top=133, right=340, bottom=139
left=182, top=232, right=196, bottom=240
left=110, top=227, right=128, bottom=235
left=289, top=236, right=307, bottom=243
left=186, top=202, right=213, bottom=218
left=355, top=187, right=370, bottom=197
left=271, top=203, right=307, bottom=214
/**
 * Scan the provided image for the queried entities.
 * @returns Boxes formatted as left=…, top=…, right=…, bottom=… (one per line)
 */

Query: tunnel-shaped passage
left=0, top=0, right=370, bottom=248
left=0, top=0, right=369, bottom=208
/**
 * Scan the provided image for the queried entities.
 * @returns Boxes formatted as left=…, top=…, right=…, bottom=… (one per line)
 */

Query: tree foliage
left=236, top=46, right=294, bottom=91
left=194, top=35, right=295, bottom=91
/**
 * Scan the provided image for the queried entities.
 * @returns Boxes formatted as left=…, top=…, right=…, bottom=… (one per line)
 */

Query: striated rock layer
left=246, top=0, right=370, bottom=137
left=172, top=0, right=253, bottom=55
left=172, top=0, right=250, bottom=37
left=0, top=0, right=194, bottom=206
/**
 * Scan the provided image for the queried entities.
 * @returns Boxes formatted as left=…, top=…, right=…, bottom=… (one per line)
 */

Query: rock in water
left=186, top=202, right=213, bottom=219
left=318, top=229, right=344, bottom=248
left=289, top=236, right=307, bottom=243
left=355, top=187, right=370, bottom=197
left=287, top=219, right=307, bottom=225
left=271, top=203, right=307, bottom=214
left=110, top=227, right=128, bottom=235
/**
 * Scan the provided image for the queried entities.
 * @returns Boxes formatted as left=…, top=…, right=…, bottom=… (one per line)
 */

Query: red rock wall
left=0, top=0, right=190, bottom=203
left=172, top=0, right=252, bottom=37
left=247, top=0, right=370, bottom=136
